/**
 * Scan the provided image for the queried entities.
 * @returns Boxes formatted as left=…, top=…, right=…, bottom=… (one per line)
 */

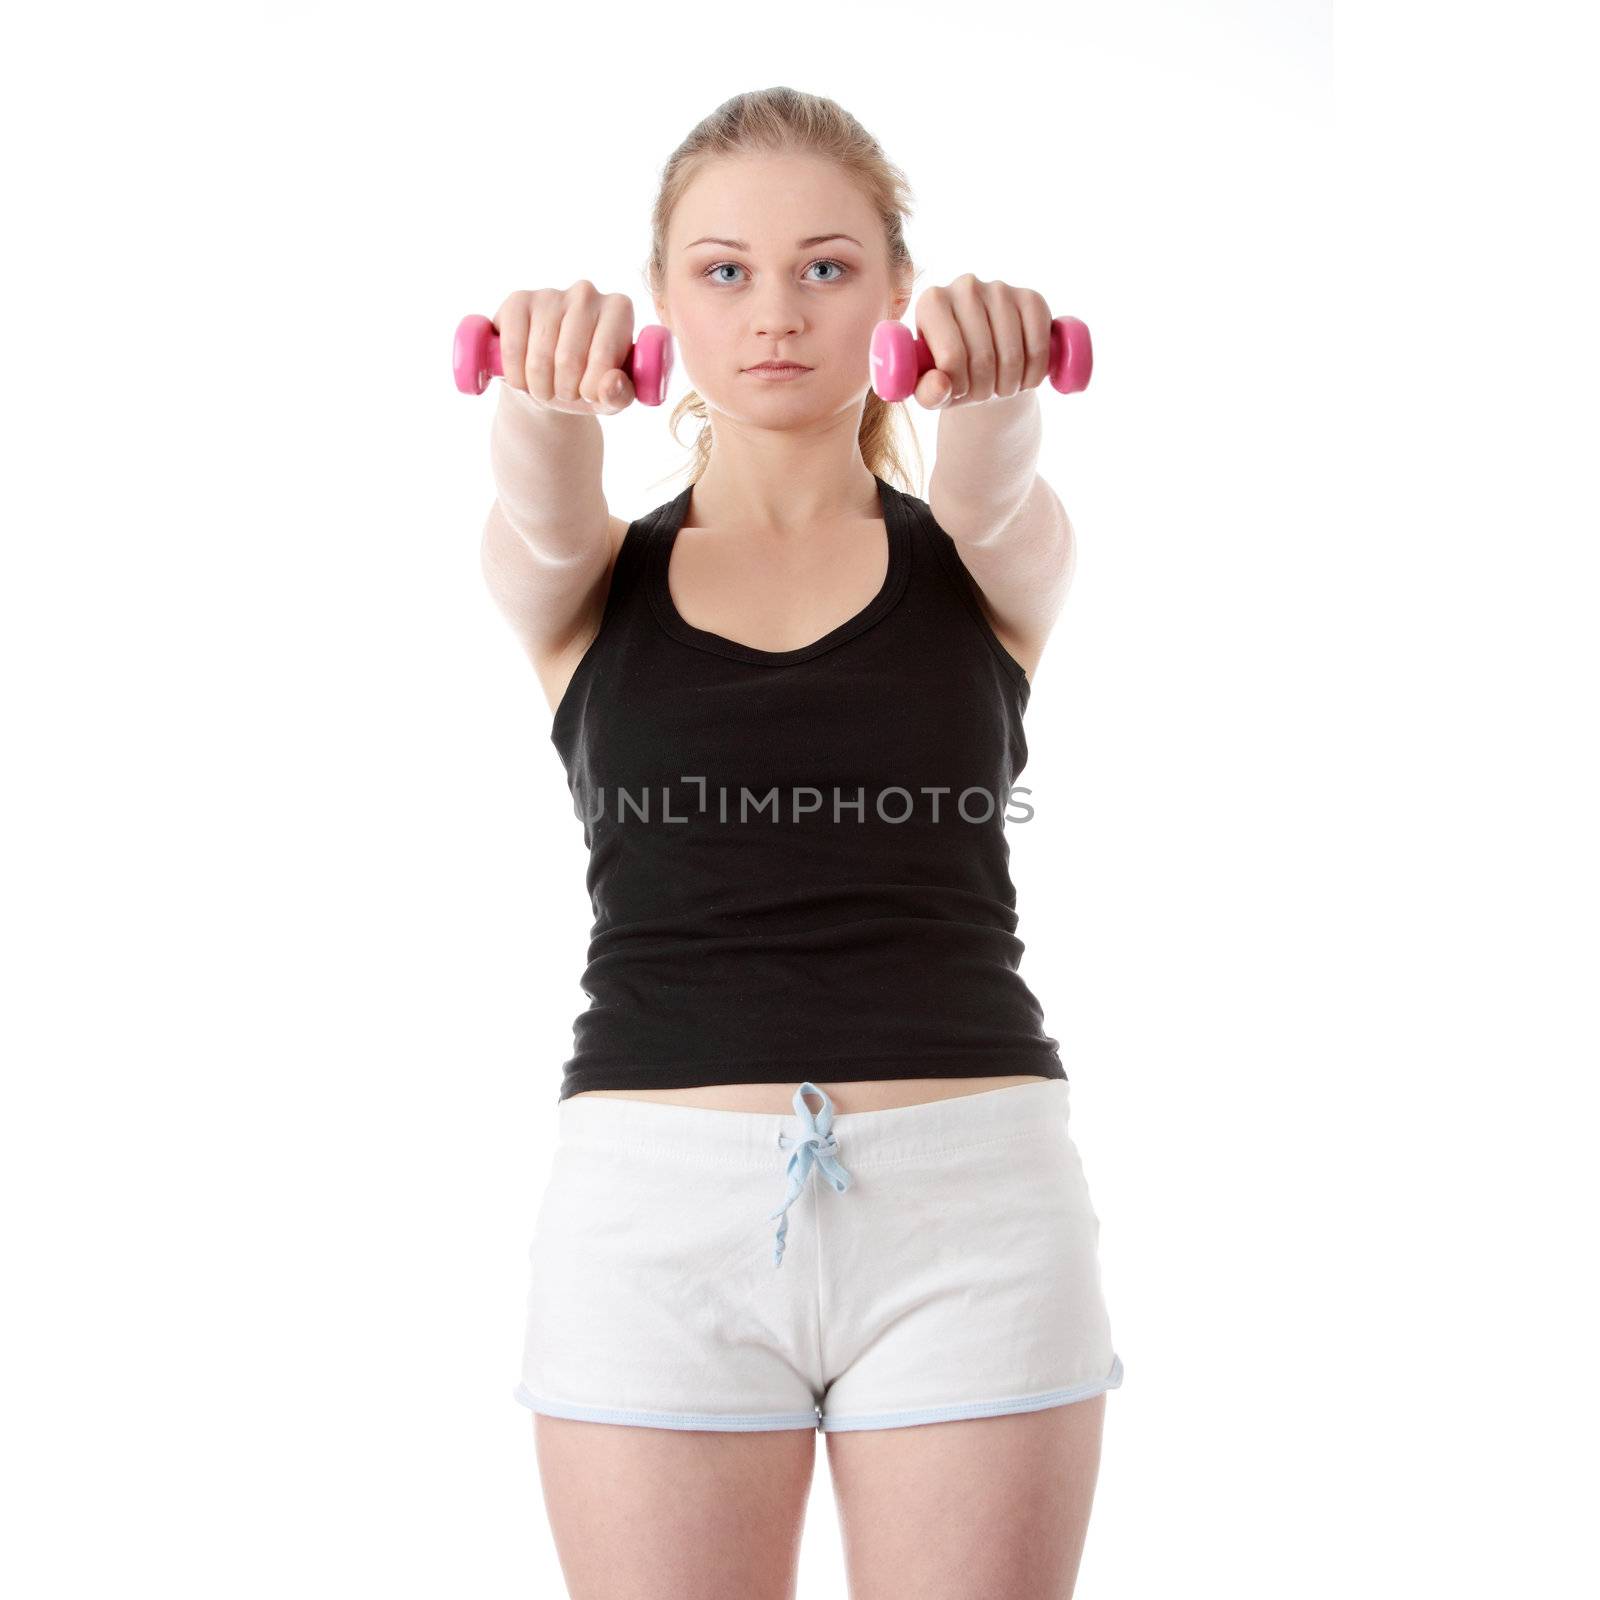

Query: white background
left=4, top=1, right=1595, bottom=1594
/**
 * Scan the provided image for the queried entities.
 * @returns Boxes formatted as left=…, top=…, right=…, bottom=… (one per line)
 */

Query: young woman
left=480, top=86, right=1123, bottom=1600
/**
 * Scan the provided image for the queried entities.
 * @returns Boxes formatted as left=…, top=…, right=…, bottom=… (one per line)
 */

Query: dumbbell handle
left=452, top=314, right=674, bottom=405
left=869, top=315, right=1092, bottom=402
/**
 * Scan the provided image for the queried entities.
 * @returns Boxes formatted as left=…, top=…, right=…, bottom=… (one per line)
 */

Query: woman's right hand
left=491, top=283, right=643, bottom=415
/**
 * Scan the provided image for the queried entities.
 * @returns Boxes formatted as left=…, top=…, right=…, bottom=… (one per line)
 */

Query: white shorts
left=513, top=1077, right=1124, bottom=1432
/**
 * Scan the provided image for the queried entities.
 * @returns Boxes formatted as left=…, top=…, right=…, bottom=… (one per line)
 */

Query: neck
left=689, top=414, right=879, bottom=535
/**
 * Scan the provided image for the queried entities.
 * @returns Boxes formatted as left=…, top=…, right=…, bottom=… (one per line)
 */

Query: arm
left=479, top=384, right=617, bottom=664
left=926, top=389, right=1077, bottom=679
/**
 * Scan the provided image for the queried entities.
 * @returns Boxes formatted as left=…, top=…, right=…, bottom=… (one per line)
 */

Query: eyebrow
left=683, top=233, right=864, bottom=252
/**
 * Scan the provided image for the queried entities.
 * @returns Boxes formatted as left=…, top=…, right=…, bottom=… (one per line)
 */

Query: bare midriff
left=565, top=1074, right=1053, bottom=1114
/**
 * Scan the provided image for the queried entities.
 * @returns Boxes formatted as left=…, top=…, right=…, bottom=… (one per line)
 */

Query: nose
left=749, top=300, right=803, bottom=342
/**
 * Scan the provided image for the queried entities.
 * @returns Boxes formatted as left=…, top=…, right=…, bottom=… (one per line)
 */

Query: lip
left=745, top=362, right=812, bottom=380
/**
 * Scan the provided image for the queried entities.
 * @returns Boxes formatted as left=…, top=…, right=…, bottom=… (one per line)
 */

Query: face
left=655, top=152, right=911, bottom=422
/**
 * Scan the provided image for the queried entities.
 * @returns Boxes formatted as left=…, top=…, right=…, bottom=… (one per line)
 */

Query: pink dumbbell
left=452, top=314, right=675, bottom=404
left=868, top=315, right=1093, bottom=403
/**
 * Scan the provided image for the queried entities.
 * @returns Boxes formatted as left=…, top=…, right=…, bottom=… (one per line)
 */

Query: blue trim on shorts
left=818, top=1353, right=1125, bottom=1432
left=513, top=1352, right=1123, bottom=1434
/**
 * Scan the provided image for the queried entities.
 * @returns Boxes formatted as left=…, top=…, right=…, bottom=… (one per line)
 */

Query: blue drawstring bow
left=768, top=1081, right=852, bottom=1268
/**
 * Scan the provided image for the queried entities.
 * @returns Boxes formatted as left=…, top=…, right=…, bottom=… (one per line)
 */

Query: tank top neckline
left=644, top=473, right=914, bottom=667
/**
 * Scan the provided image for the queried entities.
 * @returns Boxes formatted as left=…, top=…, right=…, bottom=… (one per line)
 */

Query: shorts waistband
left=555, top=1077, right=1069, bottom=1171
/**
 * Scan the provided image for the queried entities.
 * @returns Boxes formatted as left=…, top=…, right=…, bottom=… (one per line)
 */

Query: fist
left=906, top=274, right=1058, bottom=409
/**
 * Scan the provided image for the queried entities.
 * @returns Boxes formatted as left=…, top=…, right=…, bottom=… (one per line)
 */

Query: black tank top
left=547, top=472, right=1066, bottom=1103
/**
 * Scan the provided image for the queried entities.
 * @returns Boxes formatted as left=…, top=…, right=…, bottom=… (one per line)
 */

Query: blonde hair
left=645, top=86, right=924, bottom=497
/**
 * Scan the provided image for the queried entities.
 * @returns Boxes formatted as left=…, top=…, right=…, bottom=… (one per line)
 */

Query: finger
left=587, top=295, right=638, bottom=411
left=912, top=368, right=959, bottom=409
left=948, top=277, right=997, bottom=404
left=523, top=291, right=564, bottom=402
left=1016, top=290, right=1053, bottom=393
left=910, top=289, right=967, bottom=407
left=550, top=285, right=602, bottom=406
left=592, top=369, right=634, bottom=413
left=982, top=282, right=1029, bottom=397
left=494, top=291, right=531, bottom=392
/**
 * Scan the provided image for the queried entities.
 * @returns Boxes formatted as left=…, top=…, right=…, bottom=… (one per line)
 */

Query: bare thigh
left=533, top=1414, right=818, bottom=1600
left=825, top=1393, right=1107, bottom=1600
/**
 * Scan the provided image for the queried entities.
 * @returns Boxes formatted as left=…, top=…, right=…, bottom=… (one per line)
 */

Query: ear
left=889, top=267, right=914, bottom=323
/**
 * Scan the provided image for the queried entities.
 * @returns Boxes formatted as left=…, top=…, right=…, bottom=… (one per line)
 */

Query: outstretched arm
left=929, top=388, right=1077, bottom=681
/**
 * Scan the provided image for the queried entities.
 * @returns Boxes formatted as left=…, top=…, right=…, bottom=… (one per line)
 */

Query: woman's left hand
left=906, top=275, right=1057, bottom=410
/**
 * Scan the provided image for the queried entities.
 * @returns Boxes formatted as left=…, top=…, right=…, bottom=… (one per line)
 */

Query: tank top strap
left=548, top=492, right=681, bottom=751
left=611, top=494, right=678, bottom=604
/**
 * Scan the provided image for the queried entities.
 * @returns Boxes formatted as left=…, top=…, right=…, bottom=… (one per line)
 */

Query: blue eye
left=703, top=258, right=849, bottom=284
